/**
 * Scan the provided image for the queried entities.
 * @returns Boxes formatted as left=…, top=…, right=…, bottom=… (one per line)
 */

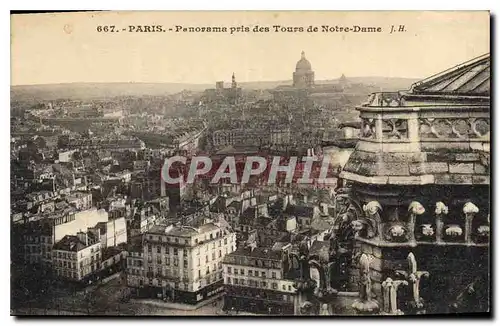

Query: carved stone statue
left=354, top=201, right=382, bottom=239
left=396, top=252, right=429, bottom=314
left=352, top=254, right=379, bottom=314
left=291, top=241, right=317, bottom=315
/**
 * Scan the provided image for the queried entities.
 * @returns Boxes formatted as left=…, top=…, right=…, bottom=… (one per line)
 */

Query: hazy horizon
left=10, top=75, right=421, bottom=87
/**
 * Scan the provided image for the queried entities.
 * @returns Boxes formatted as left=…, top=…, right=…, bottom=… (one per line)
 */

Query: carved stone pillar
left=408, top=201, right=425, bottom=243
left=434, top=202, right=448, bottom=244
left=463, top=202, right=479, bottom=244
left=375, top=114, right=383, bottom=141
left=380, top=277, right=408, bottom=315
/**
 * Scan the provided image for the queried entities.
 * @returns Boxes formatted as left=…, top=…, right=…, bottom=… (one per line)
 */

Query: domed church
left=293, top=51, right=315, bottom=88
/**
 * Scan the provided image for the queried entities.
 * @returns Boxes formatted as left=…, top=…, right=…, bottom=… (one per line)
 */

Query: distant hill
left=11, top=77, right=420, bottom=102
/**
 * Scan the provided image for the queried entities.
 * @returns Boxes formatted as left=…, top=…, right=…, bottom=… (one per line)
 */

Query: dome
left=296, top=51, right=312, bottom=71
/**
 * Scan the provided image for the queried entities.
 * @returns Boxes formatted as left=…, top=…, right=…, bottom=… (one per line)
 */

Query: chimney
left=77, top=231, right=88, bottom=246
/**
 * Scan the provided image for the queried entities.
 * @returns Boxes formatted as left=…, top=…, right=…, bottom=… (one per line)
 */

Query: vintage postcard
left=10, top=11, right=490, bottom=316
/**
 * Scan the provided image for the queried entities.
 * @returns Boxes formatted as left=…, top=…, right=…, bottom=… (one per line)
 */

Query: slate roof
left=224, top=246, right=283, bottom=261
left=53, top=233, right=99, bottom=252
left=410, top=54, right=490, bottom=96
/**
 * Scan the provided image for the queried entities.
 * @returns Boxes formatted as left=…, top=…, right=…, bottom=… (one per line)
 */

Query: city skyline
left=11, top=11, right=489, bottom=86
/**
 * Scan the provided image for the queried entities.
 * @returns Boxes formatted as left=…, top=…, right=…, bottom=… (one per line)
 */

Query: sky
left=11, top=11, right=490, bottom=86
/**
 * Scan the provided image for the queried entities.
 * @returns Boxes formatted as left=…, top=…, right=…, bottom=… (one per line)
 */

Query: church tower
left=231, top=72, right=237, bottom=89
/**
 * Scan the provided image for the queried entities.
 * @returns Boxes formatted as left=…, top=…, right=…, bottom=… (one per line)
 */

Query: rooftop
left=225, top=246, right=284, bottom=261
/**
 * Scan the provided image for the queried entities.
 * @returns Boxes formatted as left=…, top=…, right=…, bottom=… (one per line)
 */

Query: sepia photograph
left=10, top=10, right=490, bottom=317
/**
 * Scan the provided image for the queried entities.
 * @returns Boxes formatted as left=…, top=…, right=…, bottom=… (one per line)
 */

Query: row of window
left=225, top=258, right=281, bottom=269
left=147, top=240, right=232, bottom=255
left=146, top=231, right=226, bottom=245
left=227, top=278, right=294, bottom=292
left=55, top=269, right=79, bottom=279
left=228, top=277, right=280, bottom=290
left=138, top=278, right=190, bottom=291
left=25, top=236, right=52, bottom=244
left=226, top=267, right=277, bottom=278
left=146, top=256, right=187, bottom=267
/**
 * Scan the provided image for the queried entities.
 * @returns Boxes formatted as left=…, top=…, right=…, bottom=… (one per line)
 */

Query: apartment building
left=222, top=245, right=296, bottom=315
left=126, top=220, right=236, bottom=304
left=51, top=231, right=101, bottom=283
left=22, top=207, right=108, bottom=267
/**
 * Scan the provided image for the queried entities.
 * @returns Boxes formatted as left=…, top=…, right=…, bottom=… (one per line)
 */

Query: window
left=185, top=239, right=189, bottom=245
left=261, top=271, right=266, bottom=277
left=166, top=257, right=170, bottom=265
left=156, top=246, right=161, bottom=254
left=227, top=277, right=232, bottom=284
left=240, top=279, right=245, bottom=285
left=219, top=250, right=221, bottom=258
left=261, top=282, right=267, bottom=288
left=157, top=268, right=162, bottom=276
left=206, top=256, right=209, bottom=263
left=157, top=257, right=162, bottom=264
left=272, top=272, right=276, bottom=279
left=173, top=248, right=178, bottom=256
left=197, top=258, right=200, bottom=267
left=224, top=238, right=227, bottom=245
left=234, top=278, right=238, bottom=285
left=195, top=238, right=199, bottom=244
left=183, top=259, right=188, bottom=268
left=272, top=283, right=278, bottom=290
left=174, top=258, right=179, bottom=266
left=148, top=244, right=152, bottom=252
left=240, top=269, right=244, bottom=275
left=175, top=238, right=179, bottom=243
left=218, top=240, right=221, bottom=247
left=227, top=267, right=232, bottom=274
left=248, top=270, right=253, bottom=276
left=288, top=285, right=292, bottom=291
left=212, top=252, right=215, bottom=260
left=210, top=233, right=213, bottom=240
left=198, top=270, right=201, bottom=278
left=235, top=269, right=238, bottom=275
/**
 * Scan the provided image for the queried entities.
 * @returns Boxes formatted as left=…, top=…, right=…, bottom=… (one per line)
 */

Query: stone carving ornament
left=419, top=117, right=490, bottom=139
left=351, top=201, right=382, bottom=239
left=352, top=254, right=379, bottom=314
